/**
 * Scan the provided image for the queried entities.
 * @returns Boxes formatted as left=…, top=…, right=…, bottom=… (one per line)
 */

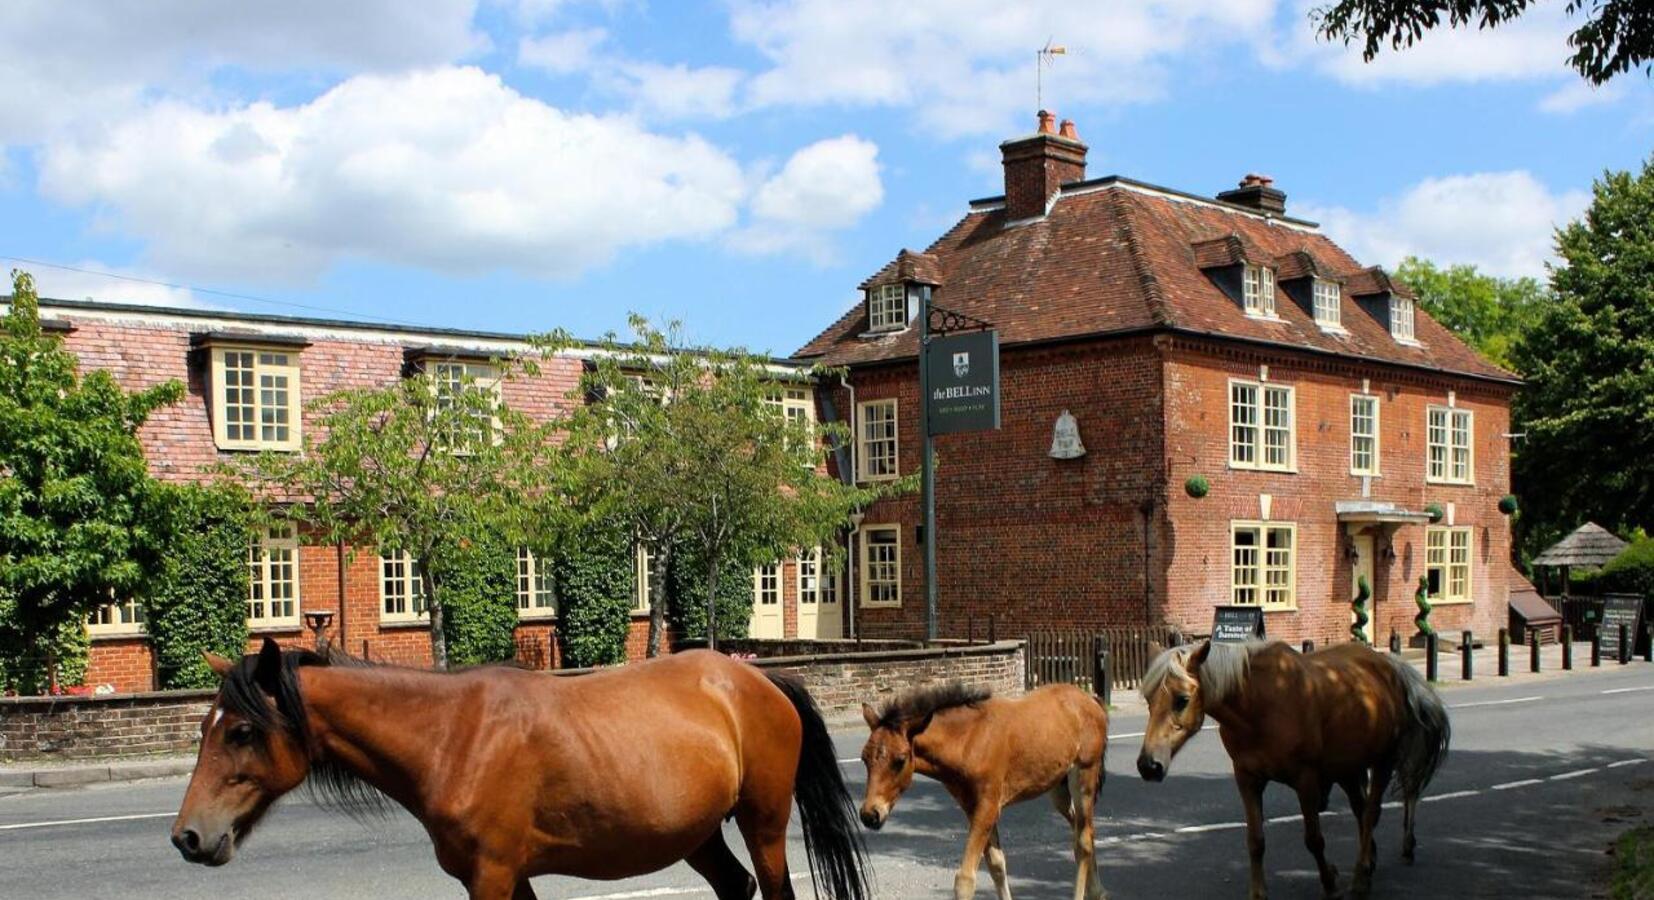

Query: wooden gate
left=1025, top=626, right=1183, bottom=694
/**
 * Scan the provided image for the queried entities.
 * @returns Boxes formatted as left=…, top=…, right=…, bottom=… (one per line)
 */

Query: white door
left=795, top=549, right=843, bottom=640
left=750, top=563, right=783, bottom=639
left=1351, top=532, right=1375, bottom=644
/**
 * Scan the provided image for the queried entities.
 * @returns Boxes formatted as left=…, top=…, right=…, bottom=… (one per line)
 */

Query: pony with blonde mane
left=1137, top=640, right=1448, bottom=900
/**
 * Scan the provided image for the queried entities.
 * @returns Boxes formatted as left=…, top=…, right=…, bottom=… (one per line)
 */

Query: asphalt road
left=2, top=665, right=1650, bottom=899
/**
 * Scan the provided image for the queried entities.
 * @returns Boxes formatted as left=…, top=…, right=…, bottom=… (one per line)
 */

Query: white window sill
left=216, top=444, right=300, bottom=454
left=1426, top=598, right=1474, bottom=607
left=1228, top=463, right=1299, bottom=475
left=859, top=601, right=902, bottom=610
left=88, top=630, right=147, bottom=641
left=1260, top=605, right=1299, bottom=613
left=856, top=474, right=901, bottom=484
left=1317, top=324, right=1349, bottom=335
left=248, top=624, right=303, bottom=634
left=379, top=618, right=430, bottom=629
left=858, top=328, right=909, bottom=339
left=517, top=611, right=558, bottom=621
left=1350, top=470, right=1381, bottom=479
left=1242, top=312, right=1283, bottom=323
left=1425, top=479, right=1476, bottom=487
left=1394, top=337, right=1423, bottom=348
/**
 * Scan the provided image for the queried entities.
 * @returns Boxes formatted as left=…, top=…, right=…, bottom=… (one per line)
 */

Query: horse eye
left=891, top=756, right=907, bottom=771
left=1172, top=694, right=1190, bottom=713
left=227, top=723, right=256, bottom=746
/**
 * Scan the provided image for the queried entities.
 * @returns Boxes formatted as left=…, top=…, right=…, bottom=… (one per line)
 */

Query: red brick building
left=798, top=112, right=1521, bottom=646
left=29, top=300, right=838, bottom=692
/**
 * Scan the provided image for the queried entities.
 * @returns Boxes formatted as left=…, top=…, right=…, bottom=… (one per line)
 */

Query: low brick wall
left=674, top=637, right=924, bottom=658
left=0, top=690, right=214, bottom=762
left=1, top=641, right=1026, bottom=762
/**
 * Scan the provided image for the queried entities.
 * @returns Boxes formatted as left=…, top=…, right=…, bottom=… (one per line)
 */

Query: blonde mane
left=1140, top=639, right=1277, bottom=705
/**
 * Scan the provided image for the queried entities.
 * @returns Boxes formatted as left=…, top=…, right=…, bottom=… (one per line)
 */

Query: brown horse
left=857, top=682, right=1110, bottom=900
left=1136, top=639, right=1449, bottom=900
left=171, top=638, right=870, bottom=900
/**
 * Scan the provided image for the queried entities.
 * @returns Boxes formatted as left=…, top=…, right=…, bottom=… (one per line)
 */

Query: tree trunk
left=422, top=568, right=449, bottom=670
left=706, top=549, right=720, bottom=653
left=647, top=543, right=671, bottom=658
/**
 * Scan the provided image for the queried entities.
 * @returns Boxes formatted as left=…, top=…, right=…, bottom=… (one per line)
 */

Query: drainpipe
left=336, top=540, right=348, bottom=653
left=847, top=512, right=864, bottom=639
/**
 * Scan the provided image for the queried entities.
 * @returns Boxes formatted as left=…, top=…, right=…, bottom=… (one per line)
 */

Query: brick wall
left=753, top=641, right=1026, bottom=719
left=0, top=690, right=214, bottom=761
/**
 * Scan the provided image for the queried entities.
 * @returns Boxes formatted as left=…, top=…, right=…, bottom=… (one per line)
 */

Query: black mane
left=217, top=646, right=391, bottom=819
left=875, top=681, right=991, bottom=729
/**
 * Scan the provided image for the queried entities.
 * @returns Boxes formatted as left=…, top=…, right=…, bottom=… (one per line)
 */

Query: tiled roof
left=859, top=249, right=943, bottom=289
left=796, top=177, right=1514, bottom=383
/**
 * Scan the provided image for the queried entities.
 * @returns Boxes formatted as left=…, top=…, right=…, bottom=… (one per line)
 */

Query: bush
left=0, top=589, right=88, bottom=694
left=140, top=484, right=252, bottom=689
left=552, top=519, right=635, bottom=668
left=432, top=536, right=519, bottom=668
left=668, top=543, right=752, bottom=643
left=1598, top=536, right=1654, bottom=598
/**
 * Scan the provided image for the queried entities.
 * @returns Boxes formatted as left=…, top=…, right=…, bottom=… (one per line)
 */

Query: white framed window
left=1242, top=265, right=1276, bottom=317
left=860, top=526, right=901, bottom=607
left=867, top=283, right=908, bottom=332
left=856, top=398, right=899, bottom=481
left=380, top=550, right=428, bottom=624
left=1425, top=527, right=1473, bottom=603
left=821, top=564, right=840, bottom=607
left=765, top=385, right=816, bottom=454
left=753, top=562, right=781, bottom=610
left=87, top=594, right=144, bottom=637
left=633, top=545, right=659, bottom=616
left=1313, top=279, right=1342, bottom=329
left=1229, top=380, right=1294, bottom=471
left=516, top=547, right=556, bottom=619
left=1350, top=393, right=1380, bottom=476
left=797, top=549, right=820, bottom=606
left=431, top=360, right=501, bottom=448
left=1427, top=406, right=1474, bottom=484
left=248, top=524, right=300, bottom=629
left=1390, top=296, right=1417, bottom=343
left=1231, top=522, right=1296, bottom=610
left=211, top=347, right=301, bottom=451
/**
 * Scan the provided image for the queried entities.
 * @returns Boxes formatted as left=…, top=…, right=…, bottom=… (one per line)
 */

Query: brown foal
left=171, top=638, right=869, bottom=900
left=858, top=682, right=1110, bottom=900
left=1137, top=639, right=1450, bottom=900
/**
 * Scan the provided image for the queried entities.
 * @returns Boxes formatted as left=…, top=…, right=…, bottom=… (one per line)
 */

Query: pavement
left=1, top=659, right=1650, bottom=899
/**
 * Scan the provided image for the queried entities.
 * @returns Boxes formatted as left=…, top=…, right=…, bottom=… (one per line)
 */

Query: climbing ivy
left=431, top=536, right=519, bottom=668
left=139, top=483, right=252, bottom=690
left=551, top=518, right=635, bottom=668
left=668, top=541, right=752, bottom=644
left=0, top=588, right=88, bottom=694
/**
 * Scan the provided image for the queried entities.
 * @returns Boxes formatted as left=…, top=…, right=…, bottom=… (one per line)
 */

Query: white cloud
left=729, top=0, right=1277, bottom=137
left=28, top=262, right=206, bottom=308
left=37, top=67, right=748, bottom=282
left=611, top=62, right=746, bottom=121
left=730, top=135, right=884, bottom=263
left=1538, top=79, right=1626, bottom=114
left=0, top=0, right=487, bottom=144
left=518, top=28, right=609, bottom=74
left=1299, top=171, right=1589, bottom=279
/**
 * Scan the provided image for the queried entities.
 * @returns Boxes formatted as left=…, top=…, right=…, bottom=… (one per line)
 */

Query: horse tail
left=1384, top=653, right=1451, bottom=800
left=768, top=674, right=872, bottom=900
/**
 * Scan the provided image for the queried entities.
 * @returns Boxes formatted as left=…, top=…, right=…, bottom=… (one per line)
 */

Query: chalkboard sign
left=1599, top=594, right=1644, bottom=660
left=1212, top=605, right=1265, bottom=643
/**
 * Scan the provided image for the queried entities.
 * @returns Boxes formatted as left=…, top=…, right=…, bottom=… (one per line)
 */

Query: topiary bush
left=1598, top=535, right=1654, bottom=599
left=551, top=518, right=635, bottom=668
left=1184, top=475, right=1210, bottom=499
left=1499, top=494, right=1520, bottom=516
left=140, top=483, right=252, bottom=689
left=668, top=543, right=752, bottom=643
left=1425, top=502, right=1445, bottom=523
left=432, top=535, right=518, bottom=668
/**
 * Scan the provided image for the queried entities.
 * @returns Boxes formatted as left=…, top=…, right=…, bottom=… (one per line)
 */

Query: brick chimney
left=1217, top=173, right=1287, bottom=215
left=1000, top=111, right=1088, bottom=221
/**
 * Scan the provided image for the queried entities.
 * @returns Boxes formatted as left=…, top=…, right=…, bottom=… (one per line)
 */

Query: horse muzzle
left=172, top=826, right=235, bottom=866
left=1136, top=754, right=1167, bottom=783
left=859, top=806, right=887, bottom=831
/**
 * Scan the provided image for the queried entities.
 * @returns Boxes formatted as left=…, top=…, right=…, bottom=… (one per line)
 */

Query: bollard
left=1390, top=630, right=1401, bottom=655
left=1621, top=624, right=1632, bottom=665
left=1591, top=631, right=1602, bottom=667
left=1644, top=626, right=1653, bottom=664
left=1498, top=628, right=1510, bottom=677
left=1462, top=630, right=1474, bottom=680
left=1302, top=639, right=1314, bottom=654
left=1092, top=637, right=1112, bottom=707
left=1426, top=632, right=1439, bottom=682
left=1562, top=625, right=1573, bottom=670
left=1530, top=630, right=1541, bottom=673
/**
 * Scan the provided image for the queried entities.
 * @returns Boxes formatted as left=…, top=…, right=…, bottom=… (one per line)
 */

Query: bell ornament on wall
left=1049, top=409, right=1085, bottom=459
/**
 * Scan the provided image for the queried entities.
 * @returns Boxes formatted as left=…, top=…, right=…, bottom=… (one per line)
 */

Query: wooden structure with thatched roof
left=1531, top=522, right=1629, bottom=594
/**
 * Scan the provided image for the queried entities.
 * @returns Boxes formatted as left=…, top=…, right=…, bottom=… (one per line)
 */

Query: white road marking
left=1422, top=790, right=1481, bottom=803
left=1112, top=731, right=1146, bottom=740
left=0, top=811, right=174, bottom=832
left=1491, top=778, right=1544, bottom=791
left=1602, top=686, right=1654, bottom=695
left=1549, top=768, right=1598, bottom=781
left=1174, top=822, right=1245, bottom=834
left=1451, top=696, right=1542, bottom=709
left=1607, top=759, right=1647, bottom=769
left=566, top=874, right=806, bottom=900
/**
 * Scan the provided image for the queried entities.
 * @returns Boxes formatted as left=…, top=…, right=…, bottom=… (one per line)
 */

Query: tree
left=1313, top=1, right=1654, bottom=85
left=0, top=270, right=183, bottom=690
left=565, top=318, right=899, bottom=652
left=1511, top=157, right=1654, bottom=557
left=240, top=353, right=569, bottom=670
left=1393, top=256, right=1550, bottom=370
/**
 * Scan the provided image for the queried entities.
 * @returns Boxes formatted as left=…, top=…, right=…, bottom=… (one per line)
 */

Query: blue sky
left=0, top=0, right=1648, bottom=356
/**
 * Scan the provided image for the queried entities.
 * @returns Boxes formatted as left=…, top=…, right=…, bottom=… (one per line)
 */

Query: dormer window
left=1312, top=279, right=1342, bottom=329
left=868, top=283, right=907, bottom=332
left=1390, top=295, right=1417, bottom=343
left=1242, top=265, right=1276, bottom=317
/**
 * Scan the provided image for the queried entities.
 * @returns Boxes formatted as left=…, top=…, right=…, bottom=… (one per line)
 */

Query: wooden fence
left=1025, top=626, right=1184, bottom=694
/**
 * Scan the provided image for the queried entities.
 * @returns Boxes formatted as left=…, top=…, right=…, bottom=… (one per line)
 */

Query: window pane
left=1230, top=383, right=1258, bottom=466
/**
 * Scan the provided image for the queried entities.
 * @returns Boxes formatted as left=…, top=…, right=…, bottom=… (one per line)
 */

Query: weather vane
left=1037, top=39, right=1066, bottom=111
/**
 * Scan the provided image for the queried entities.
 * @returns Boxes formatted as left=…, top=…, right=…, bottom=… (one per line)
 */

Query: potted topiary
left=1425, top=502, right=1444, bottom=523
left=1184, top=475, right=1210, bottom=499
left=1499, top=494, right=1519, bottom=516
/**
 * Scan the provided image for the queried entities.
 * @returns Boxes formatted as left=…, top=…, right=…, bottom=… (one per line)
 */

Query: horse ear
left=203, top=653, right=234, bottom=680
left=861, top=703, right=880, bottom=731
left=253, top=637, right=283, bottom=696
left=1188, top=639, right=1212, bottom=671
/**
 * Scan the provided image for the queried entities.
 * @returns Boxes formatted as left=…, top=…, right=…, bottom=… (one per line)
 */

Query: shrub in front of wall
left=139, top=483, right=252, bottom=690
left=0, top=589, right=89, bottom=694
left=432, top=536, right=519, bottom=668
left=551, top=519, right=635, bottom=668
left=668, top=542, right=753, bottom=643
left=1599, top=536, right=1654, bottom=599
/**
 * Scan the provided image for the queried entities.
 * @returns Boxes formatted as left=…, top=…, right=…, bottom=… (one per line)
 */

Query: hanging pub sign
left=925, top=329, right=1000, bottom=435
left=1212, top=605, right=1265, bottom=643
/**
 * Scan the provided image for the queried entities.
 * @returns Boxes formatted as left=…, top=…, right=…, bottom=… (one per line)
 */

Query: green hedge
left=552, top=520, right=635, bottom=668
left=432, top=536, right=519, bottom=668
left=668, top=543, right=752, bottom=643
left=0, top=590, right=88, bottom=694
left=141, top=484, right=252, bottom=689
left=1597, top=536, right=1654, bottom=598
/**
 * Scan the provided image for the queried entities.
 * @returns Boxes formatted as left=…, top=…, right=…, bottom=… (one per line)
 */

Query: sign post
left=1599, top=594, right=1644, bottom=662
left=1211, top=605, right=1265, bottom=643
left=918, top=295, right=998, bottom=641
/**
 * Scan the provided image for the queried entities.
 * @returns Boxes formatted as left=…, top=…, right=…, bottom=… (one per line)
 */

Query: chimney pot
left=999, top=113, right=1088, bottom=220
left=1037, top=110, right=1056, bottom=134
left=1058, top=119, right=1078, bottom=140
left=1219, top=173, right=1287, bottom=215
